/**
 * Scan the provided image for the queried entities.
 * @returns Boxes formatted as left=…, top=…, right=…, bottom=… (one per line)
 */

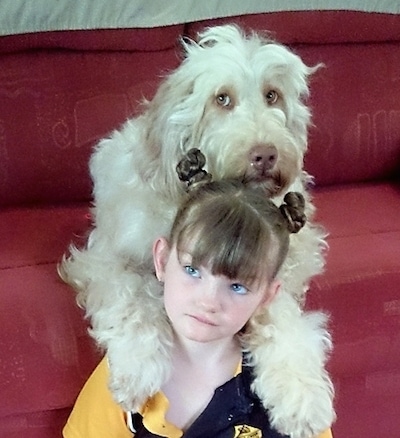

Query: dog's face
left=147, top=25, right=318, bottom=197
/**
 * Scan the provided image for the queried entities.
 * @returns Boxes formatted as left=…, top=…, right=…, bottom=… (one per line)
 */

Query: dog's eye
left=265, top=90, right=279, bottom=105
left=216, top=93, right=233, bottom=108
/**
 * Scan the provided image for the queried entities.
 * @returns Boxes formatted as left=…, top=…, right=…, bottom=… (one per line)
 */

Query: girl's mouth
left=189, top=314, right=217, bottom=326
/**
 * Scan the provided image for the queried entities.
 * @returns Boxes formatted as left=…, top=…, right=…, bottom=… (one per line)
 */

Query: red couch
left=1, top=5, right=400, bottom=438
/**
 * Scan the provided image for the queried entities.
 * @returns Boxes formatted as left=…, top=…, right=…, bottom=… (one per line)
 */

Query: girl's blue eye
left=184, top=265, right=200, bottom=278
left=230, top=283, right=248, bottom=295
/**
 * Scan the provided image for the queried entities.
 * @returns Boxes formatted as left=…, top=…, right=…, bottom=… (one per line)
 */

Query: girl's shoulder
left=63, top=357, right=131, bottom=438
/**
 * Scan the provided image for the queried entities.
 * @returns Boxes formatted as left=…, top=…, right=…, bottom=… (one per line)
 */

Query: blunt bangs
left=175, top=196, right=275, bottom=285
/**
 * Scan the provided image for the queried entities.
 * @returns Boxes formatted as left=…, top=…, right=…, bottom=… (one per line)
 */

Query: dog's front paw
left=253, top=360, right=335, bottom=438
left=251, top=299, right=335, bottom=438
left=268, top=379, right=335, bottom=438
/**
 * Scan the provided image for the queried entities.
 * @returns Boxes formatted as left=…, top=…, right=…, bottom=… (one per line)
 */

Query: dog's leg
left=280, top=223, right=327, bottom=303
left=61, top=250, right=173, bottom=411
left=248, top=291, right=335, bottom=438
left=98, top=272, right=173, bottom=411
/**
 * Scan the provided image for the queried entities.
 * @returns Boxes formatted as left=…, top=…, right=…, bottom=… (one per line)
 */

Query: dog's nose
left=250, top=145, right=278, bottom=173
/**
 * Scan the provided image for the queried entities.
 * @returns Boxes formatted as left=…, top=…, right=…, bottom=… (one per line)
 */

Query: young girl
left=63, top=156, right=332, bottom=438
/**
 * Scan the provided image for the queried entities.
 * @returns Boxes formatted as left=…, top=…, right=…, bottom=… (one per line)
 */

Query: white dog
left=61, top=25, right=334, bottom=437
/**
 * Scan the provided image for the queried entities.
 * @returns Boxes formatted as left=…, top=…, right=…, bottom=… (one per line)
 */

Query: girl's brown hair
left=170, top=172, right=305, bottom=287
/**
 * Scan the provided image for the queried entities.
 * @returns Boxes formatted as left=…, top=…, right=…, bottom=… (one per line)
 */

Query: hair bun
left=176, top=148, right=212, bottom=188
left=279, top=192, right=306, bottom=233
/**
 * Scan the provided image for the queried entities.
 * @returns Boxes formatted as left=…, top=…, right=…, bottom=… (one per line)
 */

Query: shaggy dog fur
left=60, top=25, right=335, bottom=438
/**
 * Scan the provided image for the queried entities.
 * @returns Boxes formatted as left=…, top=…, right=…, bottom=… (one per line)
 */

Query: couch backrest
left=0, top=8, right=399, bottom=207
left=0, top=26, right=184, bottom=207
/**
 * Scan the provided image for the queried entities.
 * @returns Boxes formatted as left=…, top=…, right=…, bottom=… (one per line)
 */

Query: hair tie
left=176, top=148, right=212, bottom=189
left=279, top=192, right=306, bottom=233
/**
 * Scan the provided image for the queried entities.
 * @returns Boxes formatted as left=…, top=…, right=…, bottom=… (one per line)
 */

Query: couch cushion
left=1, top=205, right=91, bottom=268
left=0, top=204, right=101, bottom=435
left=309, top=182, right=400, bottom=372
left=307, top=182, right=400, bottom=438
left=0, top=408, right=72, bottom=438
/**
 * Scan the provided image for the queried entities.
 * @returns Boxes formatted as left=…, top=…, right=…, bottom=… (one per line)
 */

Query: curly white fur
left=60, top=25, right=335, bottom=437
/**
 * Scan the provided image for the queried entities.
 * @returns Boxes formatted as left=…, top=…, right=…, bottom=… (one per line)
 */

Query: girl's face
left=153, top=237, right=280, bottom=345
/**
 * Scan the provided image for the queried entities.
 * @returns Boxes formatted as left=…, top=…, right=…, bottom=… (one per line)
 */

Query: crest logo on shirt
left=234, top=424, right=262, bottom=437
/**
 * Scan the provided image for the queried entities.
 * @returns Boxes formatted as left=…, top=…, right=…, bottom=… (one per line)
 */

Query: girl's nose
left=197, top=284, right=222, bottom=313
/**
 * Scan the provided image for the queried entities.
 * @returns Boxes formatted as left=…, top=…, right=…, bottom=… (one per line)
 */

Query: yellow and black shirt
left=63, top=358, right=332, bottom=438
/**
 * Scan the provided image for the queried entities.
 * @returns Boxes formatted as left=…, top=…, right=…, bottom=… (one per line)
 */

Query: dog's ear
left=180, top=36, right=195, bottom=57
left=181, top=25, right=246, bottom=53
left=196, top=24, right=244, bottom=48
left=179, top=30, right=219, bottom=55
